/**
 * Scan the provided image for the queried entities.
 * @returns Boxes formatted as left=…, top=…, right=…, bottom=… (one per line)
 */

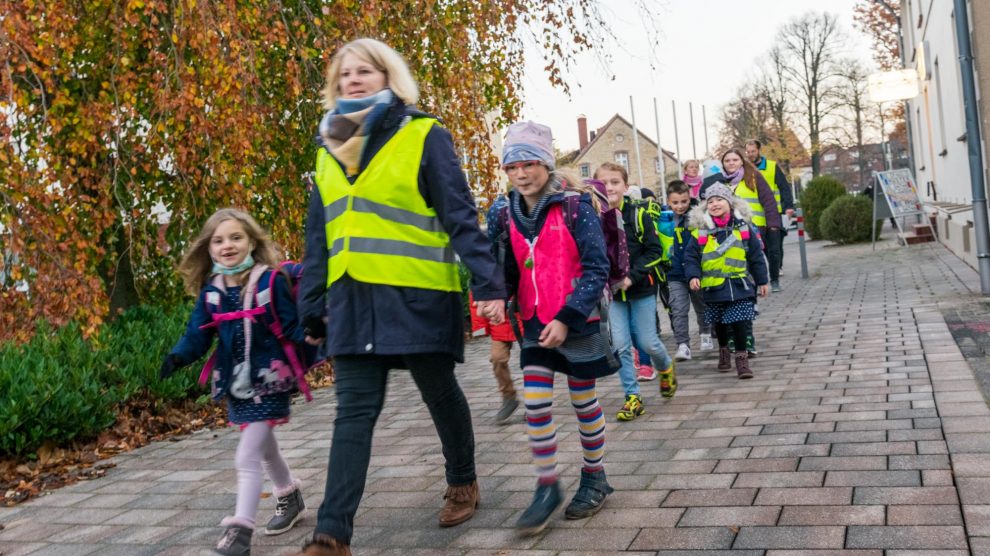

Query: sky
left=518, top=0, right=874, bottom=158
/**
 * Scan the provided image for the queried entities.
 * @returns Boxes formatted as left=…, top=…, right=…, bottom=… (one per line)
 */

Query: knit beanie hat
left=502, top=121, right=555, bottom=170
left=704, top=182, right=735, bottom=202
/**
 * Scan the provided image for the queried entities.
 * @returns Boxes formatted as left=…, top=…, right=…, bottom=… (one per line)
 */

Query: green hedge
left=820, top=195, right=878, bottom=244
left=801, top=175, right=847, bottom=240
left=0, top=305, right=201, bottom=457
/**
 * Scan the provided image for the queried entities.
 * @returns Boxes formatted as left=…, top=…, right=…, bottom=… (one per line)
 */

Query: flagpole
left=630, top=95, right=646, bottom=189
left=653, top=97, right=667, bottom=204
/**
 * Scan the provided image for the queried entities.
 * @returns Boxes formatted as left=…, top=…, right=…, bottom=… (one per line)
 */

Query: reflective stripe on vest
left=315, top=117, right=460, bottom=292
left=694, top=228, right=748, bottom=288
left=733, top=182, right=767, bottom=227
left=759, top=158, right=782, bottom=213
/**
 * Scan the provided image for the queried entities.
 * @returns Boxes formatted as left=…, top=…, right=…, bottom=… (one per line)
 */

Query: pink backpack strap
left=197, top=265, right=268, bottom=391
left=263, top=263, right=313, bottom=402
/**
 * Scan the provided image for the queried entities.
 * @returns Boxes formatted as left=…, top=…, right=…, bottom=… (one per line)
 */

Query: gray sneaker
left=265, top=488, right=305, bottom=535
left=212, top=523, right=252, bottom=555
left=495, top=397, right=519, bottom=423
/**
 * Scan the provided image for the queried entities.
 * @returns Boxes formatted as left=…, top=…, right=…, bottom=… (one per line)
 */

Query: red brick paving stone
left=777, top=505, right=885, bottom=525
left=844, top=526, right=968, bottom=549
left=533, top=527, right=642, bottom=551
left=887, top=505, right=964, bottom=525
left=671, top=447, right=752, bottom=460
left=973, top=536, right=990, bottom=556
left=766, top=552, right=882, bottom=556
left=918, top=440, right=949, bottom=454
left=950, top=453, right=990, bottom=477
left=729, top=433, right=810, bottom=447
left=963, top=505, right=990, bottom=536
left=887, top=454, right=951, bottom=470
left=945, top=433, right=990, bottom=453
left=748, top=444, right=831, bottom=458
left=753, top=487, right=852, bottom=505
left=942, top=416, right=990, bottom=434
left=798, top=456, right=887, bottom=471
left=937, top=402, right=990, bottom=417
left=885, top=552, right=970, bottom=556
left=853, top=486, right=959, bottom=505
left=922, top=469, right=955, bottom=486
left=823, top=470, right=921, bottom=487
left=713, top=457, right=799, bottom=473
left=677, top=505, right=782, bottom=526
left=628, top=527, right=737, bottom=550
left=829, top=441, right=917, bottom=456
left=731, top=525, right=845, bottom=549
left=733, top=471, right=825, bottom=488
left=648, top=473, right=737, bottom=490
left=888, top=428, right=946, bottom=442
left=807, top=431, right=887, bottom=444
left=662, top=488, right=759, bottom=507
left=585, top=507, right=684, bottom=528
left=955, top=478, right=990, bottom=504
left=448, top=528, right=543, bottom=550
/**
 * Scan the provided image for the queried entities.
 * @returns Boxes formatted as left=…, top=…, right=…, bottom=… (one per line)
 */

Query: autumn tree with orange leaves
left=0, top=0, right=643, bottom=342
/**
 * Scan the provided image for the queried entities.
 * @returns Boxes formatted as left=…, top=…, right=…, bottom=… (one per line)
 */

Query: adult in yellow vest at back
left=294, top=38, right=507, bottom=556
left=745, top=139, right=795, bottom=294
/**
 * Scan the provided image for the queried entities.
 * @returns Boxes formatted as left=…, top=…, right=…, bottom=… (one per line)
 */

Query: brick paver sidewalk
left=5, top=236, right=990, bottom=555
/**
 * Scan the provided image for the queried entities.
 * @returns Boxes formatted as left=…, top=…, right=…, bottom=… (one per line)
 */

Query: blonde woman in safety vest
left=293, top=38, right=506, bottom=556
left=684, top=183, right=769, bottom=379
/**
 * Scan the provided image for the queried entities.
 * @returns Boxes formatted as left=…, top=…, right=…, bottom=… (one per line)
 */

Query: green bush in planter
left=801, top=175, right=847, bottom=239
left=820, top=195, right=878, bottom=244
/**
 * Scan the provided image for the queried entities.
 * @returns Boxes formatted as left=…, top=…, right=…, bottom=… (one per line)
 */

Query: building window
left=654, top=157, right=662, bottom=173
left=580, top=164, right=590, bottom=178
left=823, top=153, right=837, bottom=162
left=615, top=151, right=629, bottom=170
left=615, top=133, right=625, bottom=143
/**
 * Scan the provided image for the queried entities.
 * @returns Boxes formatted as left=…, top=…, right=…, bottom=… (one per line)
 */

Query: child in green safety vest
left=684, top=183, right=769, bottom=379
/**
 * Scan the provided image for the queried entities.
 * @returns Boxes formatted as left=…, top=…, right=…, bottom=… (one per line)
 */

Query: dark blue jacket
left=617, top=198, right=662, bottom=301
left=170, top=270, right=304, bottom=400
left=297, top=100, right=505, bottom=363
left=489, top=188, right=609, bottom=340
left=683, top=217, right=769, bottom=304
left=667, top=211, right=692, bottom=283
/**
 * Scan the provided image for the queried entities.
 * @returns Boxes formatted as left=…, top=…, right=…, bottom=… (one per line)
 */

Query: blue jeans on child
left=610, top=294, right=673, bottom=397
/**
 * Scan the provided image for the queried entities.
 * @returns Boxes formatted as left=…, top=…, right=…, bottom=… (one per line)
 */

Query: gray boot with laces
left=266, top=482, right=305, bottom=535
left=212, top=518, right=253, bottom=555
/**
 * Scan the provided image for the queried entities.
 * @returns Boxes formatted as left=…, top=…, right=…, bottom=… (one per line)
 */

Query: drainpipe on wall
left=953, top=0, right=990, bottom=294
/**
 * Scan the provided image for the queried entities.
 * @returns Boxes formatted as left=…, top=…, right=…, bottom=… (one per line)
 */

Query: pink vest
left=509, top=204, right=583, bottom=324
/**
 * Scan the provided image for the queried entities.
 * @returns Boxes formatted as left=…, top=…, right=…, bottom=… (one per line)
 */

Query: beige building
left=561, top=114, right=679, bottom=193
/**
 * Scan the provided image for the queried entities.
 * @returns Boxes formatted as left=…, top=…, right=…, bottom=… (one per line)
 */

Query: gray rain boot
left=564, top=469, right=614, bottom=519
left=266, top=482, right=305, bottom=535
left=213, top=518, right=253, bottom=555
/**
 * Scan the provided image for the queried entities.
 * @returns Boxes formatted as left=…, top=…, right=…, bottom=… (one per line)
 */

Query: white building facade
left=901, top=0, right=990, bottom=267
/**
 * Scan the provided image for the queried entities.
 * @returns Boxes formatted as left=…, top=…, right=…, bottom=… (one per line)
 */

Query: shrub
left=820, top=195, right=878, bottom=244
left=801, top=175, right=847, bottom=239
left=0, top=304, right=201, bottom=457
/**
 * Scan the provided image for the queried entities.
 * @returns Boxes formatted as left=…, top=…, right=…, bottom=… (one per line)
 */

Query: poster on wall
left=876, top=169, right=924, bottom=218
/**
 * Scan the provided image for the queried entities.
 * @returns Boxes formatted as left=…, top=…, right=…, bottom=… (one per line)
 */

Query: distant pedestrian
left=746, top=140, right=794, bottom=291
left=684, top=184, right=769, bottom=379
left=596, top=162, right=676, bottom=422
left=664, top=180, right=713, bottom=358
left=160, top=208, right=309, bottom=555
left=490, top=120, right=616, bottom=533
left=291, top=38, right=506, bottom=556
left=682, top=159, right=704, bottom=199
left=468, top=290, right=520, bottom=423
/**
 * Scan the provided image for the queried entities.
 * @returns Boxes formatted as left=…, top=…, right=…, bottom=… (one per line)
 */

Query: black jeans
left=315, top=353, right=476, bottom=543
left=763, top=228, right=782, bottom=282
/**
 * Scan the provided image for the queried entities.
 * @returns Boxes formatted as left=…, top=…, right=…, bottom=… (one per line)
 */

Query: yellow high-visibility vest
left=692, top=228, right=749, bottom=289
left=733, top=181, right=767, bottom=228
left=315, top=117, right=460, bottom=292
left=759, top=158, right=783, bottom=213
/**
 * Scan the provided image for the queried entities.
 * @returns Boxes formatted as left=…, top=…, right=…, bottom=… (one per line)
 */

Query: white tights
left=234, top=422, right=295, bottom=525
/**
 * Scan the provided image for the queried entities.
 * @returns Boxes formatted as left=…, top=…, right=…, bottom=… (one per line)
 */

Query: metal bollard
left=796, top=208, right=809, bottom=279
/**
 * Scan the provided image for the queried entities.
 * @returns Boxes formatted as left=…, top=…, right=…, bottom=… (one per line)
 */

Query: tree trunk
left=98, top=224, right=141, bottom=319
